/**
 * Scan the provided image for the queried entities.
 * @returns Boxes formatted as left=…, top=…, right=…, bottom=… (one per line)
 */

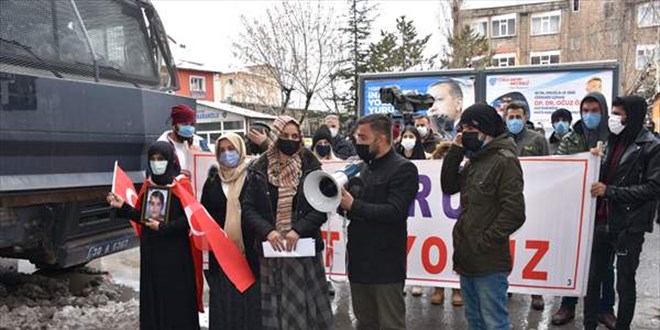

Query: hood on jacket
left=611, top=95, right=648, bottom=144
left=576, top=92, right=610, bottom=148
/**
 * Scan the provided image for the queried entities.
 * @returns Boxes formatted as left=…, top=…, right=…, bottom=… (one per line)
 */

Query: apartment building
left=461, top=0, right=659, bottom=93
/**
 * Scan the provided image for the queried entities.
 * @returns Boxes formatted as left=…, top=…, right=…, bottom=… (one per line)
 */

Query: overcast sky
left=152, top=0, right=444, bottom=70
left=152, top=0, right=554, bottom=70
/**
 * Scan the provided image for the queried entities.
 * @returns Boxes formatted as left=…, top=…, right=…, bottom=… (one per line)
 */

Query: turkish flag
left=172, top=179, right=256, bottom=293
left=112, top=161, right=141, bottom=234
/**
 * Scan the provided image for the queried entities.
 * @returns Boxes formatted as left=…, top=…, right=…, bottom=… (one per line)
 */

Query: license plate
left=86, top=237, right=132, bottom=260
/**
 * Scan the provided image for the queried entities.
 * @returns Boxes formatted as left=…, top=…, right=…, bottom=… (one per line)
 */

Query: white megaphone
left=303, top=163, right=362, bottom=213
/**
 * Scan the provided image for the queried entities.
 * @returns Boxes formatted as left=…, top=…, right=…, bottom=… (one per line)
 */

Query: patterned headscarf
left=267, top=115, right=303, bottom=233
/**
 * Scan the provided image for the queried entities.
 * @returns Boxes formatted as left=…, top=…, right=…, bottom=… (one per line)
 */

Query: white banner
left=192, top=152, right=599, bottom=296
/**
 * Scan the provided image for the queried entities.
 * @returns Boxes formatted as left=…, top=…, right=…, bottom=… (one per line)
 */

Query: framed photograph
left=141, top=187, right=172, bottom=224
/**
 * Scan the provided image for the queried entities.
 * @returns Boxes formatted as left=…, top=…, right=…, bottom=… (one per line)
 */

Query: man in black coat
left=325, top=114, right=356, bottom=159
left=585, top=95, right=660, bottom=330
left=339, top=114, right=419, bottom=330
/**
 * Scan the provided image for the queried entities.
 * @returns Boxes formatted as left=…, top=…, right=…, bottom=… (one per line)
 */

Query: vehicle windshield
left=0, top=0, right=177, bottom=90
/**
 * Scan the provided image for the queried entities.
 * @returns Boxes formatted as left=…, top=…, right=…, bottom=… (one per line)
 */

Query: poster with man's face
left=361, top=76, right=476, bottom=119
left=486, top=70, right=614, bottom=132
left=142, top=188, right=170, bottom=223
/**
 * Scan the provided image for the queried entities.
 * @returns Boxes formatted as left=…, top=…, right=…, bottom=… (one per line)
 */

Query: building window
left=572, top=0, right=580, bottom=12
left=531, top=11, right=561, bottom=35
left=638, top=1, right=660, bottom=27
left=190, top=76, right=206, bottom=92
left=492, top=53, right=516, bottom=67
left=469, top=19, right=488, bottom=37
left=530, top=51, right=560, bottom=65
left=491, top=14, right=516, bottom=38
left=223, top=120, right=244, bottom=130
left=636, top=44, right=660, bottom=70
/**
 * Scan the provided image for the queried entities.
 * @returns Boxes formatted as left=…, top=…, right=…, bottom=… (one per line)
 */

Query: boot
left=598, top=313, right=617, bottom=330
left=551, top=307, right=576, bottom=325
left=430, top=287, right=444, bottom=305
left=531, top=295, right=545, bottom=310
left=451, top=289, right=463, bottom=306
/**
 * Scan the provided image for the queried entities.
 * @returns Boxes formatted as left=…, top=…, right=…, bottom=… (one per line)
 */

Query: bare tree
left=234, top=9, right=296, bottom=111
left=282, top=1, right=344, bottom=122
left=235, top=1, right=344, bottom=121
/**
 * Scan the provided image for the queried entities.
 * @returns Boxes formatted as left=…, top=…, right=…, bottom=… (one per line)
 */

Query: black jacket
left=241, top=149, right=327, bottom=253
left=332, top=134, right=356, bottom=160
left=346, top=148, right=419, bottom=284
left=602, top=129, right=660, bottom=234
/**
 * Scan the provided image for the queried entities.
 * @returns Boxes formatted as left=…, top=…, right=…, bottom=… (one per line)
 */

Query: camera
left=379, top=86, right=435, bottom=125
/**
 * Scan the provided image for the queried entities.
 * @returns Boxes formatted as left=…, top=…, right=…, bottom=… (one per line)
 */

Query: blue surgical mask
left=553, top=121, right=570, bottom=136
left=506, top=118, right=524, bottom=135
left=582, top=113, right=601, bottom=130
left=218, top=150, right=241, bottom=168
left=177, top=125, right=195, bottom=138
left=150, top=160, right=168, bottom=175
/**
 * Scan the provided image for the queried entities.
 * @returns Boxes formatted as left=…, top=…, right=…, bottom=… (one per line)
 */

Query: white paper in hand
left=262, top=238, right=316, bottom=258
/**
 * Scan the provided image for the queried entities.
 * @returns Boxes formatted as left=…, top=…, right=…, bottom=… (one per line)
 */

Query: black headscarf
left=396, top=125, right=427, bottom=160
left=610, top=95, right=648, bottom=146
left=147, top=141, right=181, bottom=186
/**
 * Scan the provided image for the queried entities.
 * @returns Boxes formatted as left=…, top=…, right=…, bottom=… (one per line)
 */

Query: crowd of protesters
left=106, top=92, right=659, bottom=329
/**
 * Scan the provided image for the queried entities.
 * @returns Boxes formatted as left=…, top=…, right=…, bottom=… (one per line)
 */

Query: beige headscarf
left=216, top=133, right=249, bottom=253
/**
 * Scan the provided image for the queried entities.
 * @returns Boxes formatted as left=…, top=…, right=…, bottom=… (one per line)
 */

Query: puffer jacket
left=441, top=133, right=526, bottom=276
left=241, top=148, right=327, bottom=253
left=603, top=129, right=660, bottom=234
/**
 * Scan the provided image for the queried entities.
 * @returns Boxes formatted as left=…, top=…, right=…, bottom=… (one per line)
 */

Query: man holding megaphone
left=338, top=114, right=419, bottom=330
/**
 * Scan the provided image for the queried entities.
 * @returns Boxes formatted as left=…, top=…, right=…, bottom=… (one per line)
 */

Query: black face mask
left=355, top=143, right=376, bottom=162
left=277, top=139, right=300, bottom=156
left=462, top=132, right=485, bottom=153
left=315, top=145, right=331, bottom=157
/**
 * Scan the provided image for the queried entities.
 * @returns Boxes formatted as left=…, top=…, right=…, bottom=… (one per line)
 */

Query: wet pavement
left=86, top=223, right=660, bottom=329
left=3, top=223, right=657, bottom=329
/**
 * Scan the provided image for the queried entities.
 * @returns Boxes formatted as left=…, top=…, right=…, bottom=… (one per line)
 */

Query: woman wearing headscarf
left=106, top=141, right=200, bottom=330
left=395, top=125, right=427, bottom=160
left=242, top=115, right=333, bottom=330
left=311, top=125, right=340, bottom=161
left=201, top=133, right=261, bottom=330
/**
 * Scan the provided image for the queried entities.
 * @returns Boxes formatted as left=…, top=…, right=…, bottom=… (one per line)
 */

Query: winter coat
left=557, top=92, right=610, bottom=155
left=441, top=133, right=526, bottom=276
left=602, top=129, right=660, bottom=234
left=548, top=131, right=568, bottom=155
left=346, top=148, right=419, bottom=284
left=241, top=148, right=327, bottom=253
left=512, top=128, right=549, bottom=156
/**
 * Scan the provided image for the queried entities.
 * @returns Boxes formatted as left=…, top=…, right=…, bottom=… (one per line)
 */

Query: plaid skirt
left=260, top=254, right=332, bottom=330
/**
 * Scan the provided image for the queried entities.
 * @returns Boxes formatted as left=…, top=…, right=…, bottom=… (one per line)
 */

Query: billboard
left=486, top=70, right=615, bottom=131
left=361, top=75, right=476, bottom=118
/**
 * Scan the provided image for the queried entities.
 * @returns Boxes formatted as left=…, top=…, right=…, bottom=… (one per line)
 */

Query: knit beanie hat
left=312, top=125, right=332, bottom=147
left=459, top=103, right=507, bottom=137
